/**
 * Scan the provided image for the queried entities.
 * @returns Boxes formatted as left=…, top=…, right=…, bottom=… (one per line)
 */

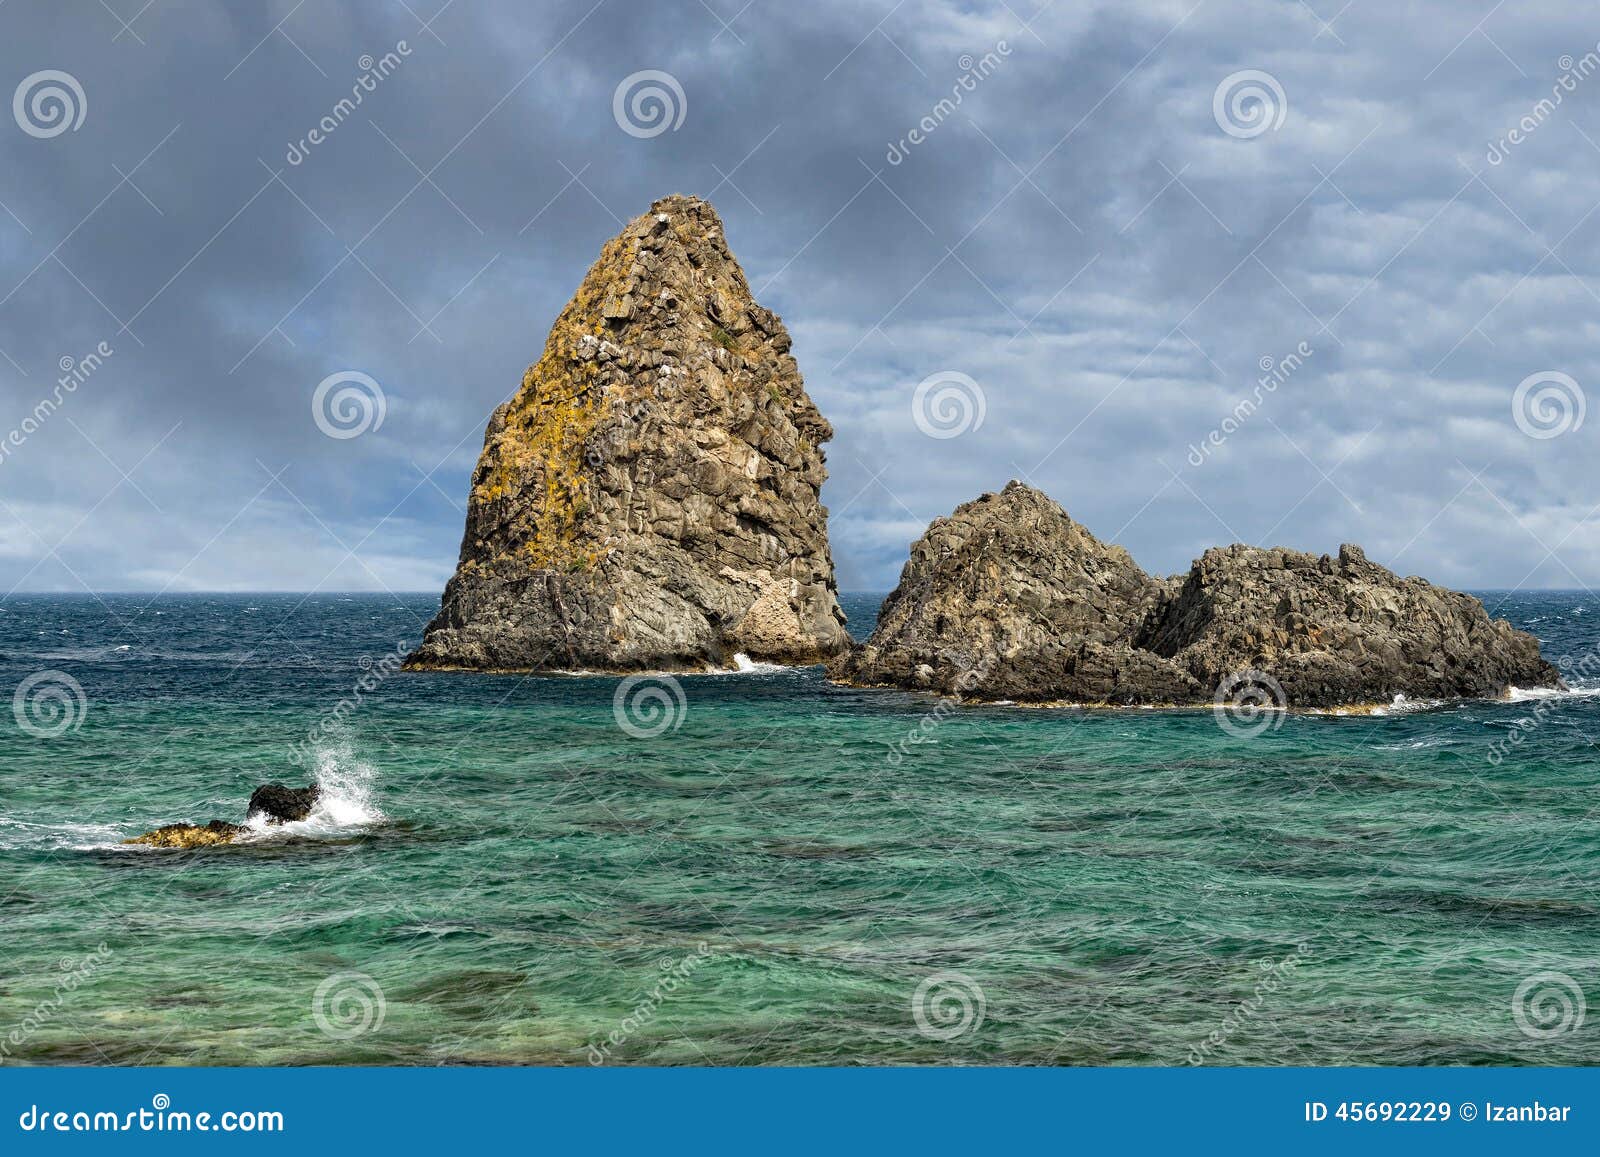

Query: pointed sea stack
left=830, top=480, right=1562, bottom=707
left=407, top=195, right=849, bottom=672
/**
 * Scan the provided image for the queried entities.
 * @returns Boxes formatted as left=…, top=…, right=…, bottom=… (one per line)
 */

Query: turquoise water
left=1, top=591, right=1597, bottom=1066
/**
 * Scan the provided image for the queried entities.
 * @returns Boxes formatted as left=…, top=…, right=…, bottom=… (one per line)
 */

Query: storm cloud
left=1, top=0, right=1597, bottom=600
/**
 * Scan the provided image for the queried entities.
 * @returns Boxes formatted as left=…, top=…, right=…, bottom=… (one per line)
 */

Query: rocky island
left=406, top=195, right=849, bottom=673
left=123, top=784, right=321, bottom=849
left=830, top=481, right=1562, bottom=708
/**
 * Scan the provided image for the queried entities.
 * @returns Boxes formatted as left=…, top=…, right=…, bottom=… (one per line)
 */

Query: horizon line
left=0, top=587, right=1595, bottom=596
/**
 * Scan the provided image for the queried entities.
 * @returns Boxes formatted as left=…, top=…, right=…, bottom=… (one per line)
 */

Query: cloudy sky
left=0, top=0, right=1597, bottom=596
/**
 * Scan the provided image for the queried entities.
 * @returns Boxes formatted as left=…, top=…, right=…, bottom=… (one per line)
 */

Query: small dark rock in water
left=126, top=783, right=321, bottom=848
left=123, top=820, right=244, bottom=849
left=246, top=783, right=321, bottom=824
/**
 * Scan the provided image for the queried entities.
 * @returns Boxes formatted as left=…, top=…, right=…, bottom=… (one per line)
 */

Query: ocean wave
left=716, top=652, right=790, bottom=675
left=237, top=737, right=386, bottom=842
left=558, top=654, right=804, bottom=677
left=1374, top=736, right=1454, bottom=750
left=1506, top=684, right=1600, bottom=702
left=1306, top=693, right=1443, bottom=718
left=1365, top=693, right=1443, bottom=716
left=0, top=816, right=127, bottom=852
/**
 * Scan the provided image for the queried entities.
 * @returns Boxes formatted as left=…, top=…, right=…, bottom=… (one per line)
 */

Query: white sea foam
left=239, top=737, right=386, bottom=842
left=1367, top=693, right=1442, bottom=716
left=0, top=816, right=127, bottom=852
left=722, top=652, right=787, bottom=675
left=1375, top=736, right=1453, bottom=750
left=1506, top=684, right=1600, bottom=702
left=1305, top=693, right=1441, bottom=717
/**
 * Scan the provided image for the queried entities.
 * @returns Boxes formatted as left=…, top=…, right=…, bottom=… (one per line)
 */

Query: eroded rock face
left=407, top=195, right=848, bottom=672
left=830, top=480, right=1562, bottom=707
left=829, top=481, right=1199, bottom=703
left=1135, top=542, right=1561, bottom=707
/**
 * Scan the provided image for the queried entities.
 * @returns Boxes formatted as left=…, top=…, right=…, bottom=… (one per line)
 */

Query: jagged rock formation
left=407, top=195, right=849, bottom=672
left=830, top=481, right=1562, bottom=707
left=1134, top=541, right=1560, bottom=707
left=829, top=482, right=1201, bottom=703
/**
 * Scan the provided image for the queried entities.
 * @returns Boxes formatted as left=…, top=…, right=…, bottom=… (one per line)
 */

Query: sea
left=1, top=590, right=1596, bottom=1065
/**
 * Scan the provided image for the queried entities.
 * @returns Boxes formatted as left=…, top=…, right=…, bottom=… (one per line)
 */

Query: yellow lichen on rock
left=123, top=822, right=243, bottom=849
left=405, top=195, right=850, bottom=673
left=469, top=233, right=646, bottom=572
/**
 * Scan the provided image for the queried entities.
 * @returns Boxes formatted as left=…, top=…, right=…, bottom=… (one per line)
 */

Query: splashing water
left=240, top=735, right=386, bottom=841
left=725, top=652, right=787, bottom=674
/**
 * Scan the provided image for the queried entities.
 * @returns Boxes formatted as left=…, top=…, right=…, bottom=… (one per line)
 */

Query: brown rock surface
left=407, top=195, right=848, bottom=672
left=123, top=820, right=243, bottom=849
left=831, top=481, right=1562, bottom=708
